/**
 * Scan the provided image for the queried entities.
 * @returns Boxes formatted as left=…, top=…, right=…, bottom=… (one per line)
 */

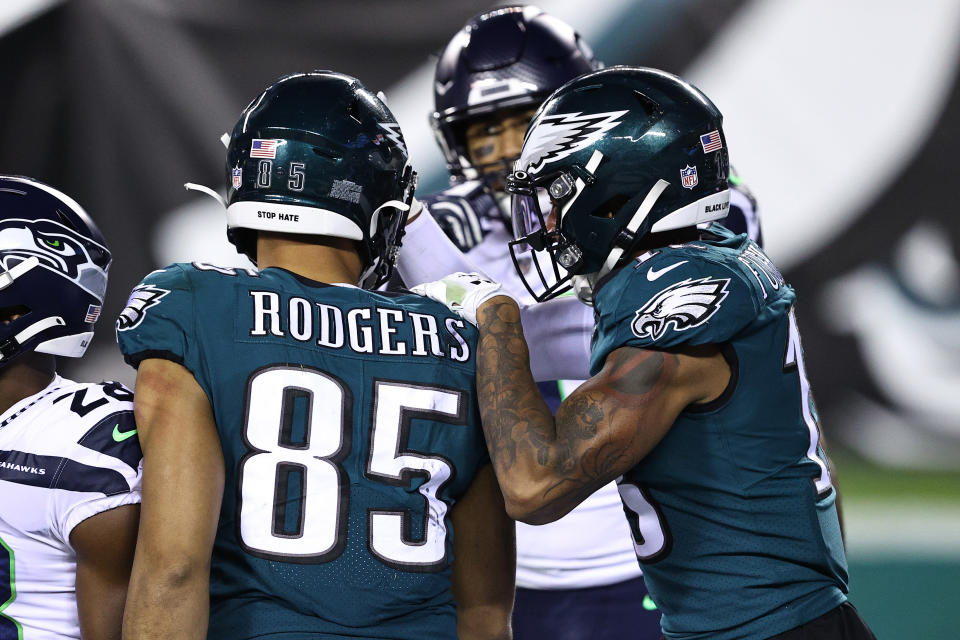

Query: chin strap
left=369, top=199, right=413, bottom=235
left=184, top=182, right=226, bottom=208
left=0, top=316, right=65, bottom=361
left=368, top=198, right=413, bottom=250
left=599, top=179, right=670, bottom=279
left=571, top=273, right=598, bottom=306
left=361, top=198, right=417, bottom=288
left=572, top=177, right=672, bottom=306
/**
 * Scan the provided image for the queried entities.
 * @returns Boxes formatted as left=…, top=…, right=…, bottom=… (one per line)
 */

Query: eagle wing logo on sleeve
left=116, top=285, right=170, bottom=332
left=631, top=277, right=730, bottom=341
left=519, top=110, right=628, bottom=175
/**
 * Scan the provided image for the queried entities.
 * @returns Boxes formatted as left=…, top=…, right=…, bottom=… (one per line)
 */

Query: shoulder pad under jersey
left=420, top=180, right=503, bottom=251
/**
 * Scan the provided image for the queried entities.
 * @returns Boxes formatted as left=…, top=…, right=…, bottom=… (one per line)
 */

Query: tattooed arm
left=476, top=297, right=730, bottom=525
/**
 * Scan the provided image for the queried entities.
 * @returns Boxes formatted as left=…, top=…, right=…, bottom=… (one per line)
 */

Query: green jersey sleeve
left=116, top=264, right=200, bottom=373
left=590, top=249, right=758, bottom=375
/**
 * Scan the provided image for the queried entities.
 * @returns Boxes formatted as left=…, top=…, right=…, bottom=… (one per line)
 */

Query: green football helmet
left=506, top=66, right=730, bottom=303
left=225, top=71, right=416, bottom=288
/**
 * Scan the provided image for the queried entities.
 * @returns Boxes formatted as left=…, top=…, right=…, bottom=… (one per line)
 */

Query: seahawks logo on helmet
left=0, top=218, right=108, bottom=299
left=519, top=110, right=628, bottom=174
left=117, top=285, right=170, bottom=332
left=631, top=277, right=730, bottom=341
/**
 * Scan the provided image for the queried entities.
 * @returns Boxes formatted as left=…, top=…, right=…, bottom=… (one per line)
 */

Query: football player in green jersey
left=119, top=72, right=514, bottom=640
left=418, top=67, right=876, bottom=640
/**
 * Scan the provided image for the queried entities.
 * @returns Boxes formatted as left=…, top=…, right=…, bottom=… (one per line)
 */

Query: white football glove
left=411, top=272, right=511, bottom=326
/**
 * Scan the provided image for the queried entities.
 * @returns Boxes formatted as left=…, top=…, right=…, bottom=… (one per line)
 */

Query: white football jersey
left=0, top=375, right=142, bottom=639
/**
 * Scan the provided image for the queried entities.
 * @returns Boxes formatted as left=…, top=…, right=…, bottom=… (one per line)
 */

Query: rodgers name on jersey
left=0, top=377, right=142, bottom=640
left=122, top=264, right=473, bottom=363
left=591, top=225, right=847, bottom=640
left=116, top=263, right=488, bottom=640
left=244, top=289, right=472, bottom=361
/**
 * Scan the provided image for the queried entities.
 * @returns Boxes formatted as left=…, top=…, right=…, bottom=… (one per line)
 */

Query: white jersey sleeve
left=397, top=205, right=495, bottom=285
left=0, top=375, right=142, bottom=639
left=522, top=296, right=593, bottom=381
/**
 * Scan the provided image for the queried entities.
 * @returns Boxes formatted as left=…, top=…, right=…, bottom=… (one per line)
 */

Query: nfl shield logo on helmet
left=681, top=165, right=698, bottom=189
left=232, top=168, right=242, bottom=189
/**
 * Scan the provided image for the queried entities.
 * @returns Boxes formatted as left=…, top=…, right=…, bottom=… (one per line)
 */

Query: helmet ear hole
left=347, top=97, right=366, bottom=125
left=54, top=208, right=81, bottom=232
left=0, top=305, right=30, bottom=324
left=632, top=90, right=662, bottom=119
left=589, top=194, right=631, bottom=219
left=311, top=147, right=338, bottom=162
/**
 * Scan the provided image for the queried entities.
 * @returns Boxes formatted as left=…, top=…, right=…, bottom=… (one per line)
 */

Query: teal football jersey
left=591, top=226, right=848, bottom=640
left=117, top=263, right=489, bottom=640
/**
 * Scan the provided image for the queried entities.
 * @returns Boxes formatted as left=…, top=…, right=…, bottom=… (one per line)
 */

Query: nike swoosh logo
left=646, top=260, right=688, bottom=281
left=642, top=594, right=658, bottom=611
left=112, top=424, right=137, bottom=442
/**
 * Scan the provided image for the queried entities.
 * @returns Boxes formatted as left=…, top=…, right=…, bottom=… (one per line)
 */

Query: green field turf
left=832, top=453, right=960, bottom=502
left=830, top=452, right=960, bottom=638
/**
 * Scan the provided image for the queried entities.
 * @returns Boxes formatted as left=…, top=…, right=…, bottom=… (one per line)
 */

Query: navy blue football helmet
left=0, top=176, right=111, bottom=366
left=225, top=71, right=417, bottom=289
left=431, top=5, right=599, bottom=184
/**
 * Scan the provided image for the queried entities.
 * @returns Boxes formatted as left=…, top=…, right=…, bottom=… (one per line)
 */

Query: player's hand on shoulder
left=411, top=272, right=515, bottom=326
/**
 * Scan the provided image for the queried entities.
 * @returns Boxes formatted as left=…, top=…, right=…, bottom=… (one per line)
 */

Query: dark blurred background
left=2, top=1, right=958, bottom=635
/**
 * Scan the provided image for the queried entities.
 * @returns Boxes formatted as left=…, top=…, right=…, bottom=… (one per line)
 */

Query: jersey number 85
left=238, top=366, right=465, bottom=572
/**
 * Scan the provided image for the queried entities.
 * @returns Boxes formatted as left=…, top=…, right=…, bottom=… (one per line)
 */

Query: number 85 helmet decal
left=0, top=176, right=111, bottom=366
left=506, top=67, right=731, bottom=304
left=223, top=71, right=417, bottom=289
